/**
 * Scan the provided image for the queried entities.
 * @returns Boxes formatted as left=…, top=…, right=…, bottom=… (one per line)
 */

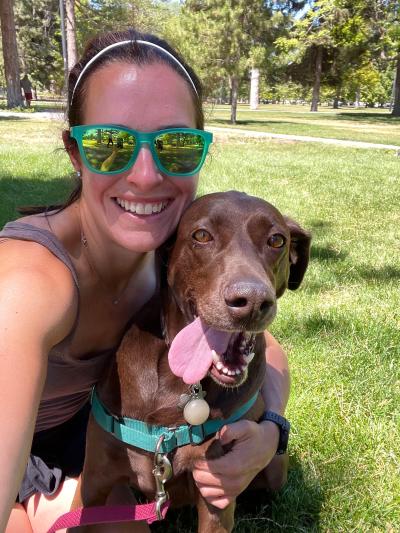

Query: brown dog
left=74, top=191, right=311, bottom=532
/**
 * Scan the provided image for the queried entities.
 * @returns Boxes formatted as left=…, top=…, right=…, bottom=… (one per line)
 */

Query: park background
left=0, top=1, right=399, bottom=531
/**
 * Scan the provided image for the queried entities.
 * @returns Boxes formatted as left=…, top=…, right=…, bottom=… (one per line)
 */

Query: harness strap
left=91, top=387, right=258, bottom=453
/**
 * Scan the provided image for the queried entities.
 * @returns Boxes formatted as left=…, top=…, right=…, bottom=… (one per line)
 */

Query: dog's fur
left=73, top=191, right=311, bottom=532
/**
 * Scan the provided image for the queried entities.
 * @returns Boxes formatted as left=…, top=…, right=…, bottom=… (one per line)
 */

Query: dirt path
left=1, top=110, right=399, bottom=151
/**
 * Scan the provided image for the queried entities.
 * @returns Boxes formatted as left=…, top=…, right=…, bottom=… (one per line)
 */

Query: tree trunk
left=392, top=55, right=400, bottom=117
left=0, top=0, right=24, bottom=108
left=65, top=0, right=78, bottom=71
left=230, top=75, right=238, bottom=124
left=310, top=46, right=323, bottom=112
left=355, top=88, right=360, bottom=107
left=250, top=67, right=259, bottom=110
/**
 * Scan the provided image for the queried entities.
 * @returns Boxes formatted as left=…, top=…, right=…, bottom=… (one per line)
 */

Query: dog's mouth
left=168, top=317, right=257, bottom=387
left=208, top=332, right=256, bottom=387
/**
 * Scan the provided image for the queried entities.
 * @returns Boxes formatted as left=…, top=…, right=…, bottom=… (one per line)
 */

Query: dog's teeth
left=216, top=361, right=224, bottom=371
left=222, top=367, right=229, bottom=375
left=243, top=351, right=255, bottom=364
left=235, top=368, right=242, bottom=375
left=211, top=350, right=220, bottom=364
left=229, top=370, right=236, bottom=376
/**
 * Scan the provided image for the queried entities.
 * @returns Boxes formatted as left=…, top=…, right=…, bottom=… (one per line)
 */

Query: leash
left=91, top=387, right=258, bottom=452
left=46, top=500, right=170, bottom=532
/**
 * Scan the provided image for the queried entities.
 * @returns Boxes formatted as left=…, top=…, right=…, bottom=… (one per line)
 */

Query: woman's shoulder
left=0, top=207, right=80, bottom=308
left=0, top=236, right=79, bottom=349
left=1, top=205, right=80, bottom=276
left=0, top=234, right=77, bottom=298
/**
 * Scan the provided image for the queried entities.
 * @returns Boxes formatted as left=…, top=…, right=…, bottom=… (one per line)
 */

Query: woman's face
left=75, top=61, right=200, bottom=253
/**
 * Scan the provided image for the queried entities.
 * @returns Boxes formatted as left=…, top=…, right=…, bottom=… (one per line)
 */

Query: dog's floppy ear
left=284, top=216, right=312, bottom=290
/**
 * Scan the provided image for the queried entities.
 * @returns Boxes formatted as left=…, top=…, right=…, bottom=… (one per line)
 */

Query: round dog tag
left=183, top=398, right=210, bottom=425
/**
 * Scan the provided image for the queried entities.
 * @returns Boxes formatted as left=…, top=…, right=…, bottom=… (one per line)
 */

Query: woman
left=1, top=29, right=289, bottom=532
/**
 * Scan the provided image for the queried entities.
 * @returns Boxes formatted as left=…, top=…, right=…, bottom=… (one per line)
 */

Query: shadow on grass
left=279, top=310, right=399, bottom=350
left=357, top=265, right=400, bottom=281
left=336, top=112, right=400, bottom=124
left=0, top=175, right=74, bottom=227
left=310, top=244, right=348, bottom=262
left=308, top=219, right=333, bottom=233
left=0, top=115, right=31, bottom=121
left=151, top=454, right=322, bottom=532
left=209, top=117, right=299, bottom=128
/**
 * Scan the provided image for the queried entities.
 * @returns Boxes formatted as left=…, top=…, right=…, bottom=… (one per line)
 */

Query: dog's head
left=166, top=191, right=311, bottom=388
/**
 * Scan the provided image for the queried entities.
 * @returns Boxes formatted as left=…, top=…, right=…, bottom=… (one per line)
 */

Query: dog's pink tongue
left=168, top=317, right=231, bottom=384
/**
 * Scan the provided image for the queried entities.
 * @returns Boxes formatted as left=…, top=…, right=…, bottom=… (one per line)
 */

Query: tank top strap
left=0, top=221, right=79, bottom=288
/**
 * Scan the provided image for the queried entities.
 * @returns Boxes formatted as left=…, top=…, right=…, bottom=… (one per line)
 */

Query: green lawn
left=206, top=103, right=400, bottom=146
left=1, top=116, right=399, bottom=532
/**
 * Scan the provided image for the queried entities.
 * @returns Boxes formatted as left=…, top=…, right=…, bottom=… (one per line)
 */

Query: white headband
left=70, top=39, right=198, bottom=104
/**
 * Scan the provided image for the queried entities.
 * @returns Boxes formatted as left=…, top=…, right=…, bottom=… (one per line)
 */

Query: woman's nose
left=125, top=145, right=163, bottom=190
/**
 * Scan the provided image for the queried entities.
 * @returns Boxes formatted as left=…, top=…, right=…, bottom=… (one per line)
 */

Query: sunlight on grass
left=205, top=104, right=400, bottom=146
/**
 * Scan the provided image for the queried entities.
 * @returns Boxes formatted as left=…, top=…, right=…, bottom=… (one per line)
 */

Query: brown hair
left=21, top=29, right=204, bottom=215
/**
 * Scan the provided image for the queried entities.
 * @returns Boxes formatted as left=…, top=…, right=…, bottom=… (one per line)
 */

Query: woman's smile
left=115, top=196, right=170, bottom=216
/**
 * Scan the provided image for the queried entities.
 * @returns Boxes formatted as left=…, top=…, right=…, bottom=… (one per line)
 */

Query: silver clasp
left=152, top=435, right=173, bottom=520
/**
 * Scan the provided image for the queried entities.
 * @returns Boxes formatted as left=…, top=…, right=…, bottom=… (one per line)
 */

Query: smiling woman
left=1, top=29, right=290, bottom=533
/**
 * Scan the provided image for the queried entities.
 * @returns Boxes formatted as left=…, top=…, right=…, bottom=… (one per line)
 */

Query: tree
left=276, top=0, right=356, bottom=111
left=0, top=0, right=24, bottom=107
left=373, top=0, right=400, bottom=115
left=176, top=0, right=276, bottom=124
left=65, top=0, right=78, bottom=70
left=14, top=0, right=63, bottom=92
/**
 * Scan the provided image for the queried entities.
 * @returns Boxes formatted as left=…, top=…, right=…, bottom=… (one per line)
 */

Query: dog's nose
left=224, top=281, right=274, bottom=322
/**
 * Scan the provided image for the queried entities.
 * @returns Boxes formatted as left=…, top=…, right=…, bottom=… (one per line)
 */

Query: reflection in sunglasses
left=72, top=126, right=212, bottom=176
left=82, top=129, right=135, bottom=172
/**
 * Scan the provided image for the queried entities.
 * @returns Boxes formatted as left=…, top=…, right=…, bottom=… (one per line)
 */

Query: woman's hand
left=192, top=419, right=279, bottom=509
left=193, top=331, right=289, bottom=509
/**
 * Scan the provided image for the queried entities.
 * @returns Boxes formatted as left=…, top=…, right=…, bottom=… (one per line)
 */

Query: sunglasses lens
left=154, top=132, right=206, bottom=175
left=81, top=128, right=136, bottom=172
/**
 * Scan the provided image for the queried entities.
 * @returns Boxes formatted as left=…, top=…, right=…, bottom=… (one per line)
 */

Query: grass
left=205, top=103, right=400, bottom=146
left=1, top=115, right=399, bottom=531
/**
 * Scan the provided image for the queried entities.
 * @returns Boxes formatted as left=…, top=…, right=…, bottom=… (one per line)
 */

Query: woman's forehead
left=82, top=61, right=197, bottom=129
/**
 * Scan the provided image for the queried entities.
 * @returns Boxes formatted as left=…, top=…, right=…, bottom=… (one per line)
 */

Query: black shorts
left=18, top=403, right=90, bottom=502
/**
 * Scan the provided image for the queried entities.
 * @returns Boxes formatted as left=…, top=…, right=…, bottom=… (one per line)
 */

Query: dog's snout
left=224, top=281, right=274, bottom=322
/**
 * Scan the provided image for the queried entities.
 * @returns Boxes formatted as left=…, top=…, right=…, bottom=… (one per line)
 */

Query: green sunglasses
left=70, top=125, right=213, bottom=177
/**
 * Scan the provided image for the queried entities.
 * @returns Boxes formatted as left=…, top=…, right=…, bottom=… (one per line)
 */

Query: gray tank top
left=0, top=221, right=114, bottom=432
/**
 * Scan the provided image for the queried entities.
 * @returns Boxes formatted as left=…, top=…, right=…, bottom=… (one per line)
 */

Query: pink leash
left=46, top=500, right=170, bottom=532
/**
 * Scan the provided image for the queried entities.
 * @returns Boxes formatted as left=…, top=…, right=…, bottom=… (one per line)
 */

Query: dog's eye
left=192, top=229, right=213, bottom=243
left=268, top=233, right=286, bottom=248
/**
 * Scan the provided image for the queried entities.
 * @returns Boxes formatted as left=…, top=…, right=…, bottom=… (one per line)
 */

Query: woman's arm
left=192, top=331, right=290, bottom=509
left=261, top=331, right=290, bottom=415
left=0, top=241, right=77, bottom=530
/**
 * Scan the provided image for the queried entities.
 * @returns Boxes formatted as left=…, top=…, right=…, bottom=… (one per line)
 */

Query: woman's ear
left=283, top=216, right=312, bottom=290
left=62, top=130, right=81, bottom=174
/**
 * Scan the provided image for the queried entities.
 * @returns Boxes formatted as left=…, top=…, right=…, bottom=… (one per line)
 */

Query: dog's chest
left=113, top=322, right=189, bottom=423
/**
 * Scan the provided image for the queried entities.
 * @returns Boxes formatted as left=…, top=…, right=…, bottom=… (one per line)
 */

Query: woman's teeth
left=116, top=198, right=169, bottom=215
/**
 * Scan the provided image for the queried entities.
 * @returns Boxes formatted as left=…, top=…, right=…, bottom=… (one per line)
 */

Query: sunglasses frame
left=70, top=124, right=213, bottom=177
